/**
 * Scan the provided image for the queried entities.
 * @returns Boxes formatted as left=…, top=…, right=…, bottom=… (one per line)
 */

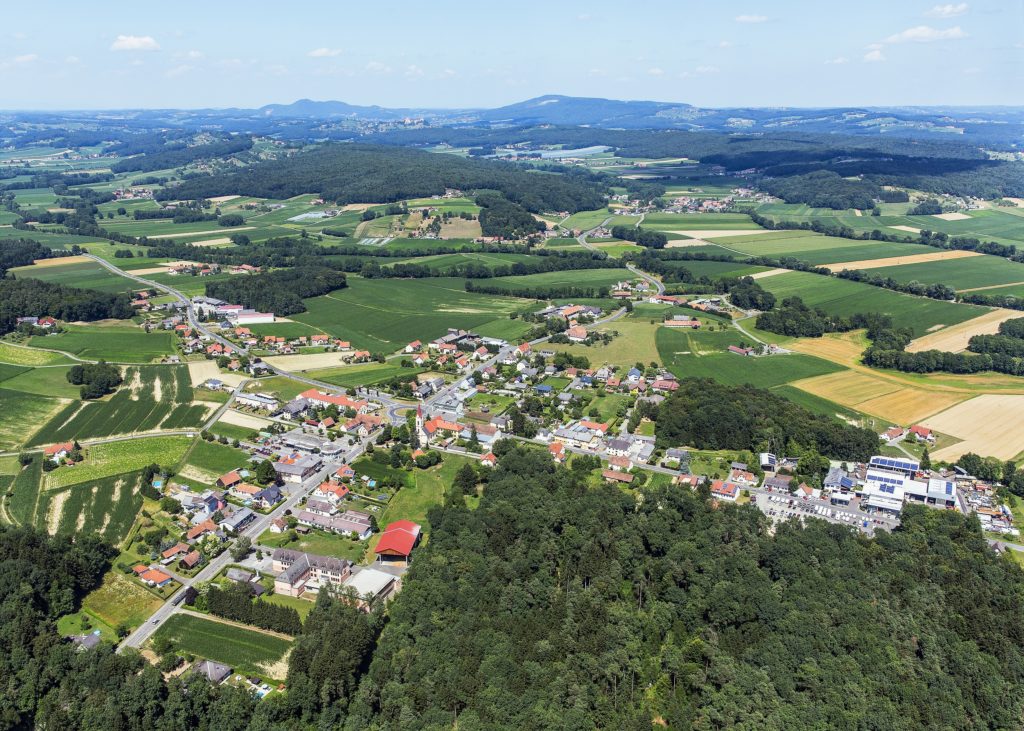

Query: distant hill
left=476, top=94, right=692, bottom=127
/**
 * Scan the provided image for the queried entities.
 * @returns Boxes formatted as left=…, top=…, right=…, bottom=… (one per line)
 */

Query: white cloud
left=696, top=65, right=719, bottom=74
left=825, top=56, right=849, bottom=64
left=442, top=68, right=457, bottom=77
left=926, top=3, right=968, bottom=18
left=184, top=50, right=203, bottom=59
left=718, top=40, right=734, bottom=48
left=307, top=47, right=343, bottom=58
left=735, top=14, right=767, bottom=23
left=65, top=55, right=80, bottom=64
left=165, top=64, right=194, bottom=78
left=577, top=13, right=591, bottom=20
left=647, top=67, right=665, bottom=76
left=365, top=60, right=391, bottom=73
left=13, top=53, right=37, bottom=64
left=110, top=34, right=160, bottom=51
left=864, top=48, right=886, bottom=62
left=404, top=64, right=425, bottom=78
left=885, top=25, right=966, bottom=42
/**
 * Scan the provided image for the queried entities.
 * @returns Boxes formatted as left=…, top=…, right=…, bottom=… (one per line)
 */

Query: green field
left=305, top=361, right=424, bottom=389
left=657, top=259, right=771, bottom=279
left=181, top=439, right=249, bottom=481
left=0, top=365, right=82, bottom=399
left=27, top=366, right=206, bottom=445
left=245, top=321, right=327, bottom=339
left=559, top=208, right=611, bottom=231
left=865, top=255, right=1024, bottom=292
left=392, top=251, right=538, bottom=273
left=755, top=271, right=988, bottom=337
left=710, top=231, right=936, bottom=266
left=643, top=212, right=760, bottom=231
left=0, top=341, right=76, bottom=366
left=656, top=327, right=845, bottom=389
left=42, top=436, right=193, bottom=489
left=10, top=259, right=136, bottom=293
left=476, top=268, right=627, bottom=293
left=29, top=323, right=175, bottom=362
left=0, top=389, right=69, bottom=450
left=294, top=277, right=530, bottom=351
left=150, top=613, right=293, bottom=677
left=35, top=470, right=145, bottom=544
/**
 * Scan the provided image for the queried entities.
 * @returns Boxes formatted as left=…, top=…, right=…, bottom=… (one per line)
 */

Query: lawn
left=151, top=614, right=293, bottom=678
left=549, top=315, right=663, bottom=367
left=245, top=321, right=327, bottom=339
left=65, top=568, right=163, bottom=637
left=294, top=277, right=530, bottom=351
left=242, top=375, right=310, bottom=401
left=258, top=527, right=366, bottom=564
left=657, top=259, right=772, bottom=279
left=7, top=460, right=42, bottom=526
left=29, top=323, right=175, bottom=362
left=209, top=420, right=262, bottom=443
left=361, top=453, right=477, bottom=561
left=755, top=271, right=988, bottom=337
left=28, top=366, right=206, bottom=445
left=711, top=232, right=935, bottom=266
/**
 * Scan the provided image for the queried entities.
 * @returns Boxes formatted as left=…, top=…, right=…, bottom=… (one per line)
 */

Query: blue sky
left=1, top=0, right=1020, bottom=109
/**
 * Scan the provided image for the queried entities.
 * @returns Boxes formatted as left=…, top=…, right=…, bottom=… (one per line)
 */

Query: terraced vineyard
left=27, top=365, right=209, bottom=446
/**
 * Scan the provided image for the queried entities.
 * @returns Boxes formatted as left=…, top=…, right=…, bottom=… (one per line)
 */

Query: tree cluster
left=206, top=583, right=302, bottom=636
left=205, top=266, right=346, bottom=316
left=67, top=361, right=124, bottom=399
left=0, top=278, right=134, bottom=335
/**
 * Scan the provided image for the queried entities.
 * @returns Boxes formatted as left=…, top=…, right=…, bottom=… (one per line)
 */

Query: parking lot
left=753, top=492, right=899, bottom=537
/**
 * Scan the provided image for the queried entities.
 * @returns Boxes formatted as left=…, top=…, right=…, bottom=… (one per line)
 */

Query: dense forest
left=205, top=266, right=346, bottom=316
left=342, top=446, right=1024, bottom=729
left=0, top=278, right=134, bottom=334
left=656, top=378, right=878, bottom=461
left=157, top=144, right=607, bottom=213
left=476, top=192, right=546, bottom=238
left=6, top=448, right=1024, bottom=728
left=111, top=136, right=254, bottom=173
left=0, top=238, right=58, bottom=277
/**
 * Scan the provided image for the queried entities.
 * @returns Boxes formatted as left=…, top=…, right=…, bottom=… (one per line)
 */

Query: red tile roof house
left=217, top=471, right=242, bottom=489
left=710, top=480, right=740, bottom=502
left=727, top=345, right=755, bottom=356
left=566, top=326, right=588, bottom=343
left=43, top=442, right=75, bottom=462
left=602, top=469, right=635, bottom=484
left=161, top=542, right=189, bottom=560
left=909, top=425, right=936, bottom=443
left=881, top=426, right=907, bottom=441
left=134, top=566, right=174, bottom=587
left=375, top=520, right=422, bottom=565
left=549, top=442, right=566, bottom=463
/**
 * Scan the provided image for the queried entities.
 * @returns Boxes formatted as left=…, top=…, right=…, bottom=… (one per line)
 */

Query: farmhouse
left=662, top=316, right=701, bottom=329
left=566, top=326, right=588, bottom=343
left=727, top=345, right=755, bottom=356
left=43, top=442, right=74, bottom=463
left=192, top=660, right=232, bottom=685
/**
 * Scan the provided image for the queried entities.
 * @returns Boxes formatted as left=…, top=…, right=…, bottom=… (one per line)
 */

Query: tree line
left=154, top=143, right=608, bottom=213
left=464, top=280, right=609, bottom=299
left=610, top=225, right=667, bottom=248
left=0, top=278, right=134, bottom=335
left=67, top=361, right=123, bottom=399
left=205, top=267, right=346, bottom=316
left=205, top=583, right=302, bottom=636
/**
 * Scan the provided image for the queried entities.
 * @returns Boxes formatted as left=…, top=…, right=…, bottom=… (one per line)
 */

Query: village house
left=43, top=441, right=74, bottom=463
left=602, top=469, right=634, bottom=484
left=566, top=325, right=588, bottom=343
left=710, top=480, right=740, bottom=502
left=133, top=565, right=174, bottom=588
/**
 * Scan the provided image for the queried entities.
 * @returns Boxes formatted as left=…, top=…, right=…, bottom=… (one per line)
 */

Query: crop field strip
left=28, top=324, right=176, bottom=363
left=754, top=270, right=987, bottom=337
left=35, top=470, right=145, bottom=544
left=10, top=259, right=137, bottom=293
left=151, top=613, right=293, bottom=677
left=26, top=365, right=207, bottom=446
left=293, top=276, right=532, bottom=350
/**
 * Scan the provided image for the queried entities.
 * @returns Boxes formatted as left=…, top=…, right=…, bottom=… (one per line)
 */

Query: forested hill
left=345, top=446, right=1024, bottom=729
left=156, top=143, right=607, bottom=212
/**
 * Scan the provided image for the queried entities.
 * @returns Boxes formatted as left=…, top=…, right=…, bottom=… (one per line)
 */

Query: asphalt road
left=119, top=434, right=372, bottom=651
